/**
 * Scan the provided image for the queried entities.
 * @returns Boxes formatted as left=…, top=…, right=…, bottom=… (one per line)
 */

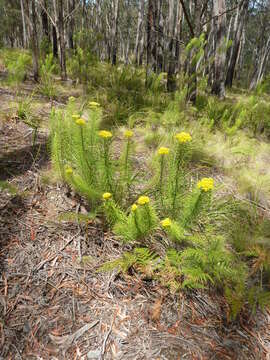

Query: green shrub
left=50, top=100, right=270, bottom=319
left=39, top=54, right=57, bottom=99
left=50, top=100, right=137, bottom=209
left=5, top=51, right=31, bottom=85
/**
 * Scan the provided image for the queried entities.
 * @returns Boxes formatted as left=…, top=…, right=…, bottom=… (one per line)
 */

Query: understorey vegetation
left=1, top=0, right=270, bottom=329
left=50, top=98, right=270, bottom=320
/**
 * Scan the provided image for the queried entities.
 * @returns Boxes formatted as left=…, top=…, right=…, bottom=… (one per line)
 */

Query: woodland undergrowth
left=50, top=97, right=270, bottom=320
left=1, top=48, right=270, bottom=319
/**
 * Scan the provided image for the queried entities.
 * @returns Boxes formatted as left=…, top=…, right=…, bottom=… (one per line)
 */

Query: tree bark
left=135, top=0, right=145, bottom=65
left=67, top=0, right=75, bottom=49
left=249, top=35, right=270, bottom=90
left=111, top=0, right=120, bottom=65
left=146, top=0, right=164, bottom=85
left=187, top=0, right=202, bottom=103
left=146, top=0, right=156, bottom=84
left=52, top=25, right=58, bottom=58
left=175, top=1, right=183, bottom=73
left=41, top=0, right=49, bottom=39
left=20, top=0, right=28, bottom=48
left=211, top=0, right=227, bottom=98
left=167, top=0, right=176, bottom=91
left=31, top=0, right=39, bottom=81
left=53, top=0, right=67, bottom=80
left=225, top=0, right=249, bottom=88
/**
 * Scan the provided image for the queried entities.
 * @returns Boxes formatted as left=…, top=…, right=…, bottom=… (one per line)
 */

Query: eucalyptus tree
left=2, top=0, right=270, bottom=94
left=211, top=0, right=227, bottom=98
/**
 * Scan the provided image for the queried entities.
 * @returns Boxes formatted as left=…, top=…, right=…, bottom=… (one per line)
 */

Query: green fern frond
left=99, top=247, right=157, bottom=275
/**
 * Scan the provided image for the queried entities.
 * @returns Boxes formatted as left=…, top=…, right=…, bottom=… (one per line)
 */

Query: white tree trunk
left=20, top=0, right=28, bottom=48
left=134, top=0, right=145, bottom=65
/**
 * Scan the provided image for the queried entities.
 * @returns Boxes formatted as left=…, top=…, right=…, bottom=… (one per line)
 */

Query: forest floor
left=0, top=79, right=270, bottom=360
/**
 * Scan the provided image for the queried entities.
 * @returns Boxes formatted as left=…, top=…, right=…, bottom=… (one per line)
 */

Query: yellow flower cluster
left=175, top=132, right=192, bottom=143
left=65, top=166, right=73, bottom=175
left=76, top=118, right=86, bottom=126
left=102, top=192, right=112, bottom=200
left=124, top=130, right=134, bottom=138
left=137, top=196, right=150, bottom=205
left=158, top=147, right=170, bottom=155
left=131, top=204, right=138, bottom=212
left=99, top=130, right=113, bottom=139
left=161, top=218, right=172, bottom=228
left=72, top=114, right=80, bottom=120
left=197, top=178, right=214, bottom=192
left=69, top=96, right=75, bottom=101
left=89, top=101, right=100, bottom=108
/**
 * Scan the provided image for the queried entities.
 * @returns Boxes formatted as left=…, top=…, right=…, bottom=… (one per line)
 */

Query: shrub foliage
left=50, top=96, right=270, bottom=320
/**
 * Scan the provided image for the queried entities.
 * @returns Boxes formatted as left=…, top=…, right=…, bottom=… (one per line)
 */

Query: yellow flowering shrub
left=124, top=130, right=134, bottom=138
left=175, top=132, right=192, bottom=143
left=137, top=196, right=150, bottom=205
left=89, top=101, right=100, bottom=108
left=76, top=118, right=86, bottom=126
left=197, top=178, right=214, bottom=192
left=65, top=166, right=73, bottom=175
left=161, top=218, right=172, bottom=228
left=103, top=192, right=112, bottom=200
left=99, top=130, right=113, bottom=139
left=131, top=204, right=138, bottom=211
left=158, top=147, right=170, bottom=155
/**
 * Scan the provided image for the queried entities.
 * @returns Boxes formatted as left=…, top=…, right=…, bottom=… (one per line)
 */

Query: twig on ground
left=35, top=230, right=81, bottom=271
left=100, top=322, right=113, bottom=360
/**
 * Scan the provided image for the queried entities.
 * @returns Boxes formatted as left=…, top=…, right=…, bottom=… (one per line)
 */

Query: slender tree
left=111, top=0, right=120, bottom=65
left=226, top=0, right=249, bottom=88
left=211, top=0, right=227, bottom=98
left=20, top=0, right=28, bottom=48
left=30, top=0, right=39, bottom=81
left=134, top=0, right=145, bottom=65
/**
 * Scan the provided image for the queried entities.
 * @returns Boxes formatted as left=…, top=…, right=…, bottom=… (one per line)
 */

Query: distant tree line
left=1, top=0, right=270, bottom=100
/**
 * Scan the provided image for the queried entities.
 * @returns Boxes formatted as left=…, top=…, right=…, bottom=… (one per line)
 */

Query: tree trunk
left=31, top=0, right=39, bottom=81
left=146, top=0, right=164, bottom=85
left=156, top=0, right=164, bottom=73
left=249, top=35, right=270, bottom=90
left=52, top=25, right=58, bottom=58
left=225, top=0, right=249, bottom=88
left=68, top=0, right=75, bottom=49
left=135, top=0, right=145, bottom=65
left=20, top=0, right=28, bottom=48
left=111, top=0, right=120, bottom=65
left=187, top=0, right=202, bottom=103
left=211, top=0, right=227, bottom=98
left=41, top=0, right=49, bottom=38
left=146, top=0, right=156, bottom=85
left=82, top=0, right=86, bottom=29
left=175, top=1, right=183, bottom=73
left=167, top=0, right=176, bottom=92
left=53, top=0, right=67, bottom=80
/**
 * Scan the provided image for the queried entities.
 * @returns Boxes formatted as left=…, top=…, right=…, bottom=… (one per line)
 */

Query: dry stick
left=35, top=230, right=81, bottom=271
left=100, top=322, right=113, bottom=360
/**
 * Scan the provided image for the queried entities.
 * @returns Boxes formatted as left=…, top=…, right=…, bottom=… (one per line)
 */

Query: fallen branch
left=49, top=320, right=100, bottom=351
